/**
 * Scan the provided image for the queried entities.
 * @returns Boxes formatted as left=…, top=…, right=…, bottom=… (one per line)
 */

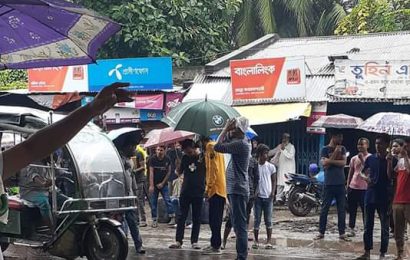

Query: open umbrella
left=0, top=0, right=120, bottom=69
left=107, top=127, right=144, bottom=147
left=358, top=112, right=410, bottom=136
left=311, top=114, right=363, bottom=129
left=144, top=127, right=195, bottom=148
left=162, top=99, right=241, bottom=137
left=209, top=127, right=258, bottom=140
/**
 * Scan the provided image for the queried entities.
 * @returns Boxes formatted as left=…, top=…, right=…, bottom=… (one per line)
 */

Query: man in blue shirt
left=214, top=116, right=251, bottom=260
left=356, top=134, right=397, bottom=260
left=315, top=130, right=349, bottom=241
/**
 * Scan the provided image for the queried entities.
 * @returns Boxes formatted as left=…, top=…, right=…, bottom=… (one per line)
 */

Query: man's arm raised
left=2, top=82, right=131, bottom=179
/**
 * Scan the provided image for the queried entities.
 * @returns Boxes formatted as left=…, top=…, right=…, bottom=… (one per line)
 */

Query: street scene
left=1, top=0, right=410, bottom=260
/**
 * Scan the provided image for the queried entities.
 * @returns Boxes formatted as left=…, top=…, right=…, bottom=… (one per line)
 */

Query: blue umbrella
left=0, top=0, right=120, bottom=69
left=209, top=127, right=258, bottom=141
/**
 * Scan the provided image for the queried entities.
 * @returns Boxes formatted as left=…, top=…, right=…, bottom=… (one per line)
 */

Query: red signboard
left=230, top=57, right=305, bottom=101
left=28, top=65, right=88, bottom=92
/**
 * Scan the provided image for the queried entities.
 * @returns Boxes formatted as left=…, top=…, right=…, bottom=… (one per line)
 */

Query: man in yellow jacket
left=201, top=137, right=226, bottom=255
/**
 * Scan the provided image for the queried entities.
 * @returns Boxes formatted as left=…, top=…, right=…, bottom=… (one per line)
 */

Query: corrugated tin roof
left=306, top=75, right=333, bottom=102
left=183, top=75, right=232, bottom=105
left=211, top=31, right=410, bottom=77
left=192, top=32, right=410, bottom=104
left=187, top=75, right=334, bottom=104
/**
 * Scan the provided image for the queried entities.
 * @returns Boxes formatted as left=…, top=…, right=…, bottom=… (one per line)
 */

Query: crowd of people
left=2, top=83, right=408, bottom=260
left=116, top=117, right=299, bottom=260
left=120, top=123, right=410, bottom=260
left=313, top=130, right=410, bottom=260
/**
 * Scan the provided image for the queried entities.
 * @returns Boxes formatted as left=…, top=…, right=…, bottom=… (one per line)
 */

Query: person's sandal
left=191, top=243, right=201, bottom=250
left=252, top=243, right=259, bottom=249
left=169, top=242, right=182, bottom=249
left=313, top=233, right=324, bottom=240
left=339, top=234, right=351, bottom=242
left=151, top=220, right=158, bottom=228
left=265, top=243, right=274, bottom=249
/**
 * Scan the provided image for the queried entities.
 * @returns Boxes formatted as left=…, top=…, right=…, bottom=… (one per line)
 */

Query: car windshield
left=68, top=130, right=126, bottom=198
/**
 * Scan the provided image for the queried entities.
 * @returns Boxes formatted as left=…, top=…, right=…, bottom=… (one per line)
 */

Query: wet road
left=3, top=208, right=405, bottom=259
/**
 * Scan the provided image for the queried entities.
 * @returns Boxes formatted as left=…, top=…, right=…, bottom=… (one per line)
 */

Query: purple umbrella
left=0, top=0, right=120, bottom=69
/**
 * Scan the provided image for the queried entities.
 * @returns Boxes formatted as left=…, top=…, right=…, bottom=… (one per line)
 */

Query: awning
left=234, top=102, right=312, bottom=126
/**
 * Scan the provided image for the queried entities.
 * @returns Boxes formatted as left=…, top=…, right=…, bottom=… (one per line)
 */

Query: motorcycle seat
left=287, top=173, right=310, bottom=179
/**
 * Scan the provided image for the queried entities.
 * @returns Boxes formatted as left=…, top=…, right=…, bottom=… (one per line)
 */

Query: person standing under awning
left=271, top=133, right=295, bottom=204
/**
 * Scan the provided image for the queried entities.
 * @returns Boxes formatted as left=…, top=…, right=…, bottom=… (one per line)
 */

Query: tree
left=335, top=0, right=410, bottom=35
left=234, top=0, right=349, bottom=46
left=74, top=0, right=242, bottom=66
left=0, top=70, right=27, bottom=91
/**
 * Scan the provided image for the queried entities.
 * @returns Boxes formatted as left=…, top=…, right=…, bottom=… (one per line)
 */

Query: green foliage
left=74, top=0, right=242, bottom=66
left=234, top=0, right=348, bottom=46
left=0, top=70, right=27, bottom=90
left=335, top=0, right=410, bottom=35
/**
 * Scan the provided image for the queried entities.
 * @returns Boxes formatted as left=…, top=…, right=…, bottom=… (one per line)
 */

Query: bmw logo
left=212, top=115, right=224, bottom=126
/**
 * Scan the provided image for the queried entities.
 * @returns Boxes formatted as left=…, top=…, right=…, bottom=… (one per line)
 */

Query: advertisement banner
left=332, top=60, right=410, bottom=99
left=135, top=94, right=164, bottom=110
left=230, top=57, right=305, bottom=101
left=306, top=103, right=327, bottom=134
left=165, top=92, right=184, bottom=115
left=88, top=57, right=173, bottom=91
left=140, top=110, right=164, bottom=121
left=28, top=65, right=88, bottom=92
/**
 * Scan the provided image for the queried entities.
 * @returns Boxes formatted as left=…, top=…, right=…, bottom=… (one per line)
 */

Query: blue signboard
left=88, top=57, right=173, bottom=91
left=140, top=110, right=164, bottom=121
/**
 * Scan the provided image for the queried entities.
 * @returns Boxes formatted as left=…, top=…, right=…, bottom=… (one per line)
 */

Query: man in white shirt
left=0, top=83, right=131, bottom=260
left=253, top=144, right=276, bottom=250
left=271, top=133, right=295, bottom=204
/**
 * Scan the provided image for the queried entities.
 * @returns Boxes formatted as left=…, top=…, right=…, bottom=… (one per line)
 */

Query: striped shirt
left=214, top=138, right=251, bottom=196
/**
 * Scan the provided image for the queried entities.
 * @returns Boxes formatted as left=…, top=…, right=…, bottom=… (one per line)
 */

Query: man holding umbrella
left=214, top=116, right=251, bottom=260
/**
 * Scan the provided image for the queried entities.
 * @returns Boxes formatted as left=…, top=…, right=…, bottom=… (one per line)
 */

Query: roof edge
left=205, top=34, right=280, bottom=74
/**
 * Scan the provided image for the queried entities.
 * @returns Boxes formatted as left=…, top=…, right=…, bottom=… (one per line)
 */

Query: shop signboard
left=28, top=65, right=88, bottom=92
left=230, top=57, right=306, bottom=101
left=88, top=57, right=172, bottom=91
left=306, top=102, right=327, bottom=134
left=332, top=60, right=410, bottom=99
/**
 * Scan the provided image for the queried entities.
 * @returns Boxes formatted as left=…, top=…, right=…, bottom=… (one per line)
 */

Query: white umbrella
left=358, top=112, right=410, bottom=136
left=312, top=114, right=363, bottom=129
left=107, top=127, right=144, bottom=145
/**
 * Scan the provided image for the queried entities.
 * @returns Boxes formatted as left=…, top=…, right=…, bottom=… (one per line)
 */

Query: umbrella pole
left=48, top=111, right=57, bottom=232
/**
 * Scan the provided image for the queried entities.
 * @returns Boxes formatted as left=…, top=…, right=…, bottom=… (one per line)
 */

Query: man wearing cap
left=214, top=116, right=251, bottom=260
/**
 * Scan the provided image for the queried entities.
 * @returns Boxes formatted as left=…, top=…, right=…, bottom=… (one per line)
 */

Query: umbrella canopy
left=107, top=127, right=144, bottom=148
left=162, top=99, right=241, bottom=137
left=358, top=112, right=410, bottom=136
left=312, top=114, right=363, bottom=129
left=209, top=127, right=258, bottom=140
left=0, top=0, right=120, bottom=69
left=144, top=127, right=195, bottom=148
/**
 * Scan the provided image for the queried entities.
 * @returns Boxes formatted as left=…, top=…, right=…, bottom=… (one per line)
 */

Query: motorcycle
left=285, top=171, right=328, bottom=217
